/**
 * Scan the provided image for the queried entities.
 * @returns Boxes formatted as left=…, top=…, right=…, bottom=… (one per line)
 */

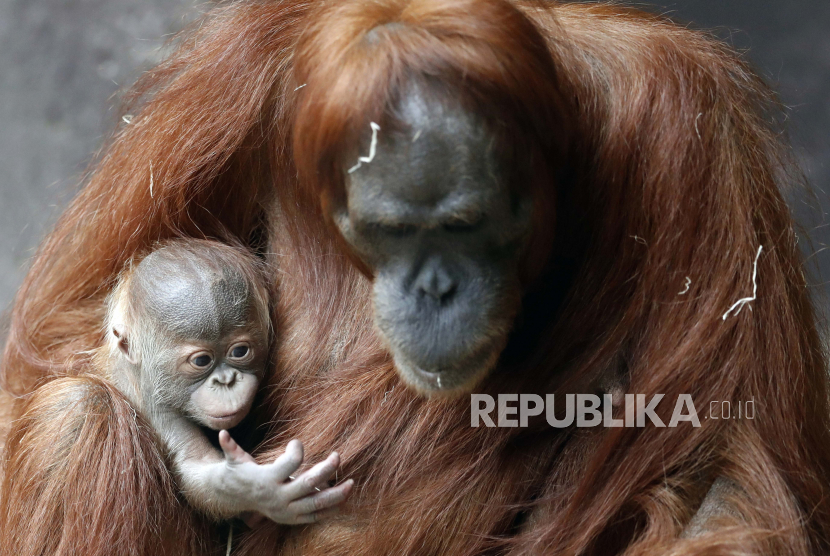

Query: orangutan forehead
left=143, top=276, right=250, bottom=341
left=131, top=249, right=254, bottom=341
left=344, top=86, right=507, bottom=222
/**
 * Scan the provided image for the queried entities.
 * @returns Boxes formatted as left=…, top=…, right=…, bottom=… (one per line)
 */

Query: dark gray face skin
left=122, top=250, right=268, bottom=430
left=334, top=89, right=533, bottom=395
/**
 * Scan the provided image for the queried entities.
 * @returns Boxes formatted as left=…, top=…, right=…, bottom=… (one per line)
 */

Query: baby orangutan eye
left=228, top=343, right=252, bottom=361
left=189, top=352, right=214, bottom=370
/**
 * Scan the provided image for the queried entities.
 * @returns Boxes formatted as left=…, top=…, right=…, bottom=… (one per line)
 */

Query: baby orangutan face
left=176, top=328, right=265, bottom=431
left=111, top=241, right=271, bottom=431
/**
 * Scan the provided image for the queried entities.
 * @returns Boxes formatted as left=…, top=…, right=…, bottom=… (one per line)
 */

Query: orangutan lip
left=409, top=363, right=449, bottom=388
left=415, top=365, right=446, bottom=375
left=208, top=412, right=239, bottom=420
left=406, top=349, right=487, bottom=379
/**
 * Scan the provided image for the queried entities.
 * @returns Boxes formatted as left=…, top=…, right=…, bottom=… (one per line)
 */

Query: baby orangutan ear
left=112, top=325, right=137, bottom=365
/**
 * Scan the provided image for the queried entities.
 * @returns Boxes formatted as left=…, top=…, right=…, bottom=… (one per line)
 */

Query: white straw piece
left=722, top=245, right=763, bottom=320
left=348, top=122, right=381, bottom=174
left=678, top=277, right=691, bottom=295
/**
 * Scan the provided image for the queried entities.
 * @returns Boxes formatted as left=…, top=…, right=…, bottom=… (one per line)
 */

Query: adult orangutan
left=2, top=0, right=830, bottom=555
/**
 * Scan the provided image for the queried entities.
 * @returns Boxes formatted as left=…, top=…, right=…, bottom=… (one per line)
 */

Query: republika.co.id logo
left=471, top=394, right=755, bottom=428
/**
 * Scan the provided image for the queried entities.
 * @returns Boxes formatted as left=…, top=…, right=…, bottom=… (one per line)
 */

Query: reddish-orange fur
left=2, top=1, right=830, bottom=555
left=0, top=376, right=210, bottom=555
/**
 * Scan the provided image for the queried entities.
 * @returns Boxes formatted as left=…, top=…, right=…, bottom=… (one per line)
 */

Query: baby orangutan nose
left=211, top=367, right=238, bottom=388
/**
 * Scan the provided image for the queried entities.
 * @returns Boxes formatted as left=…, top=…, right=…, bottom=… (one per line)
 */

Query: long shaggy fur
left=2, top=1, right=830, bottom=555
left=0, top=376, right=209, bottom=555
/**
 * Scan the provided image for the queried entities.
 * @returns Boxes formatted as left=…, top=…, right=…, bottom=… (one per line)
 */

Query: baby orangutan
left=99, top=239, right=353, bottom=523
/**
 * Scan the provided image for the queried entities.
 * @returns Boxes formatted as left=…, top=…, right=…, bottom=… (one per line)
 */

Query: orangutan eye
left=443, top=216, right=482, bottom=233
left=189, top=353, right=213, bottom=369
left=228, top=343, right=251, bottom=360
left=367, top=222, right=418, bottom=238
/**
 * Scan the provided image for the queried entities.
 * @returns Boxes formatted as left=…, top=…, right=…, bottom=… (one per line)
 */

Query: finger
left=282, top=452, right=340, bottom=500
left=219, top=430, right=255, bottom=464
left=286, top=479, right=354, bottom=515
left=291, top=506, right=342, bottom=525
left=266, top=439, right=304, bottom=482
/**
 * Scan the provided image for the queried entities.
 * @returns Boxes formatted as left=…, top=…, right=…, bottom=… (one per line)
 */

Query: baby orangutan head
left=106, top=239, right=270, bottom=430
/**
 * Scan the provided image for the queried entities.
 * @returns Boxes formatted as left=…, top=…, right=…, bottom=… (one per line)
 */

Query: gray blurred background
left=0, top=0, right=828, bottom=320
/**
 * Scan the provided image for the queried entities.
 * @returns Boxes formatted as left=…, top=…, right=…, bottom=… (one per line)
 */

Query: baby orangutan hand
left=218, top=431, right=354, bottom=525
